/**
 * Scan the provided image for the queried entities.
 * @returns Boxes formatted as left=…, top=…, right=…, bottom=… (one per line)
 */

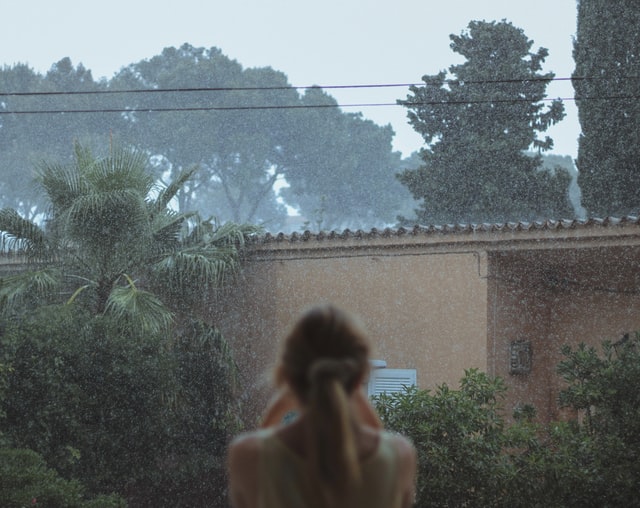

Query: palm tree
left=0, top=142, right=260, bottom=333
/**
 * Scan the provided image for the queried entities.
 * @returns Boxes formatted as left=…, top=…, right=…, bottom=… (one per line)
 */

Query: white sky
left=2, top=0, right=578, bottom=157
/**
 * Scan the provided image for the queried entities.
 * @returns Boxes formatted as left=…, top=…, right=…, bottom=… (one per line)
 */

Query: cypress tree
left=573, top=0, right=640, bottom=217
left=399, top=20, right=569, bottom=225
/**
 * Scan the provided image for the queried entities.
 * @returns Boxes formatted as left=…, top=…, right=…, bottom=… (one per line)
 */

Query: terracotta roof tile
left=253, top=215, right=640, bottom=245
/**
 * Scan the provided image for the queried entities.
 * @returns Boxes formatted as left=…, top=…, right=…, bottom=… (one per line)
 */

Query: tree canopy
left=0, top=142, right=259, bottom=328
left=0, top=144, right=256, bottom=505
left=573, top=0, right=640, bottom=217
left=0, top=44, right=411, bottom=232
left=398, top=20, right=572, bottom=225
left=0, top=59, right=108, bottom=220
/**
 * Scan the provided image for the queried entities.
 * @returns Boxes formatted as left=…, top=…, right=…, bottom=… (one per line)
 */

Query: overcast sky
left=2, top=0, right=579, bottom=157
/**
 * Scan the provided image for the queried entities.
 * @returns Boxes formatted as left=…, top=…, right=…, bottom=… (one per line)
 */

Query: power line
left=0, top=75, right=638, bottom=98
left=0, top=94, right=638, bottom=116
left=0, top=83, right=417, bottom=97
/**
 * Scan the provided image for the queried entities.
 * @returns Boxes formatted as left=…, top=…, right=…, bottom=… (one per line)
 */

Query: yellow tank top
left=258, top=429, right=404, bottom=508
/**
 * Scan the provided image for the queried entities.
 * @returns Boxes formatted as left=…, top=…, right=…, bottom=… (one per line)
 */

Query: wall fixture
left=509, top=339, right=532, bottom=375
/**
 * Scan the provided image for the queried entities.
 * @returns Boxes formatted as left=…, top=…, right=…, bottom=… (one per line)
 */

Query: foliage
left=109, top=44, right=408, bottom=230
left=372, top=339, right=640, bottom=507
left=0, top=45, right=410, bottom=232
left=143, top=318, right=243, bottom=507
left=374, top=369, right=513, bottom=507
left=573, top=0, right=640, bottom=217
left=0, top=448, right=125, bottom=508
left=537, top=153, right=585, bottom=218
left=0, top=59, right=109, bottom=220
left=1, top=305, right=172, bottom=495
left=398, top=20, right=571, bottom=225
left=556, top=334, right=640, bottom=506
left=110, top=45, right=295, bottom=228
left=503, top=417, right=596, bottom=508
left=0, top=304, right=239, bottom=507
left=0, top=144, right=254, bottom=506
left=0, top=142, right=259, bottom=325
left=279, top=87, right=411, bottom=230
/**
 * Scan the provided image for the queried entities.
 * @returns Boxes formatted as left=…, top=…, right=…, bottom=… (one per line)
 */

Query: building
left=211, top=217, right=640, bottom=424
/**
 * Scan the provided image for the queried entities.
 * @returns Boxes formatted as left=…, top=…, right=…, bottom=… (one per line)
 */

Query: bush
left=374, top=369, right=513, bottom=507
left=555, top=335, right=640, bottom=506
left=0, top=448, right=125, bottom=507
left=0, top=305, right=238, bottom=506
left=373, top=338, right=640, bottom=508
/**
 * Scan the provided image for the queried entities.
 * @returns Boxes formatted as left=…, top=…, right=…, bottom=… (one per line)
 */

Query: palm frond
left=0, top=208, right=51, bottom=260
left=181, top=214, right=214, bottom=247
left=65, top=189, right=150, bottom=245
left=90, top=148, right=155, bottom=196
left=155, top=249, right=239, bottom=292
left=37, top=160, right=90, bottom=214
left=73, top=140, right=96, bottom=169
left=183, top=216, right=261, bottom=249
left=66, top=283, right=95, bottom=305
left=150, top=210, right=189, bottom=251
left=105, top=282, right=173, bottom=335
left=182, top=213, right=217, bottom=248
left=151, top=165, right=199, bottom=214
left=208, top=221, right=261, bottom=248
left=0, top=268, right=60, bottom=312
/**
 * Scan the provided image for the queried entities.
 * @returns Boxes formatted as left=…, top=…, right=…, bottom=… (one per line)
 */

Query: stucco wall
left=489, top=246, right=640, bottom=422
left=211, top=226, right=640, bottom=425
left=214, top=246, right=489, bottom=422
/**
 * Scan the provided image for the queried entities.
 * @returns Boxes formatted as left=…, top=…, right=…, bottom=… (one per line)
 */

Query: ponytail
left=306, top=358, right=361, bottom=506
left=277, top=305, right=371, bottom=506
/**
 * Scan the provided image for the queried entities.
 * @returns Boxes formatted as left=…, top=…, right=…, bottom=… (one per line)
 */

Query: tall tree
left=0, top=142, right=259, bottom=327
left=573, top=0, right=640, bottom=217
left=398, top=20, right=570, bottom=225
left=111, top=44, right=408, bottom=231
left=110, top=45, right=302, bottom=230
left=0, top=60, right=113, bottom=219
left=281, top=87, right=411, bottom=230
left=0, top=143, right=259, bottom=504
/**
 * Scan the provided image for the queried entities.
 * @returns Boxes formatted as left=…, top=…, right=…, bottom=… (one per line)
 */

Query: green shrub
left=0, top=306, right=238, bottom=507
left=373, top=338, right=640, bottom=508
left=556, top=335, right=640, bottom=506
left=374, top=369, right=513, bottom=507
left=0, top=448, right=125, bottom=507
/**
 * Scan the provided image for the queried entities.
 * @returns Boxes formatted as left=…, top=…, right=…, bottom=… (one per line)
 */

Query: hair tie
left=308, top=358, right=358, bottom=389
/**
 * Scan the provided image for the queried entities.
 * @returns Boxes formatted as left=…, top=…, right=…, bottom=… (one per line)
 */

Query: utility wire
left=0, top=95, right=638, bottom=116
left=0, top=75, right=638, bottom=98
left=1, top=83, right=416, bottom=97
left=0, top=75, right=638, bottom=115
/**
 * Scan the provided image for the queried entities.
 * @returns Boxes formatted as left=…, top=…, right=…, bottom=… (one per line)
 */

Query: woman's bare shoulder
left=385, top=431, right=415, bottom=456
left=384, top=432, right=417, bottom=507
left=229, top=430, right=267, bottom=459
left=228, top=431, right=268, bottom=508
left=386, top=432, right=417, bottom=475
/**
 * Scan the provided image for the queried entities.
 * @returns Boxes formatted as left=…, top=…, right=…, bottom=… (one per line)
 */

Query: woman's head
left=278, top=304, right=370, bottom=404
left=277, top=305, right=372, bottom=502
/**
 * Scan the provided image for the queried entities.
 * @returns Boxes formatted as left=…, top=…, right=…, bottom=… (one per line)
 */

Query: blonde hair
left=278, top=305, right=370, bottom=505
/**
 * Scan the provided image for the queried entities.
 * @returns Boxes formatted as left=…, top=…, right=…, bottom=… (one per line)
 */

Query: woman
left=228, top=304, right=416, bottom=508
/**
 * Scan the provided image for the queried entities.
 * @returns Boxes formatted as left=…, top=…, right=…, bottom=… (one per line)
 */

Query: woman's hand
left=352, top=387, right=383, bottom=429
left=259, top=387, right=299, bottom=428
left=259, top=385, right=383, bottom=429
